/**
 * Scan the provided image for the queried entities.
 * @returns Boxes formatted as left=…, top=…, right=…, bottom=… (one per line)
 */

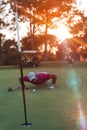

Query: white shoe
left=49, top=84, right=55, bottom=89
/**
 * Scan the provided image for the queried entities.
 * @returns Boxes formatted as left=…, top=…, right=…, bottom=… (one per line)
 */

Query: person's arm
left=19, top=77, right=25, bottom=87
left=49, top=74, right=57, bottom=88
left=19, top=75, right=31, bottom=87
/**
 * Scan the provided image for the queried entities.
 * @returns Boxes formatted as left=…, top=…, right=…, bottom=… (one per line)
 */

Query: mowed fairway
left=0, top=61, right=87, bottom=130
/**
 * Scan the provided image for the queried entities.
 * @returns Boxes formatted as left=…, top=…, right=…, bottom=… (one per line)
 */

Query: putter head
left=8, top=87, right=13, bottom=92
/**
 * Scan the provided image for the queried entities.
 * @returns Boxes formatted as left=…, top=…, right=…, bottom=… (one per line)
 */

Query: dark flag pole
left=14, top=0, right=32, bottom=127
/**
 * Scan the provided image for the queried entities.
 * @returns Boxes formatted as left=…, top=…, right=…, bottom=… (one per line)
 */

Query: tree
left=0, top=33, right=5, bottom=65
left=1, top=0, right=87, bottom=63
left=2, top=39, right=19, bottom=65
left=15, top=0, right=87, bottom=55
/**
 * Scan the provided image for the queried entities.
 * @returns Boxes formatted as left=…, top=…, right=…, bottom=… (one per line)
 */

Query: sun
left=48, top=24, right=73, bottom=43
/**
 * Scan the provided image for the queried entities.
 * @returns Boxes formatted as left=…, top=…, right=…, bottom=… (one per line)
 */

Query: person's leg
left=44, top=79, right=55, bottom=89
left=45, top=79, right=52, bottom=86
left=49, top=75, right=57, bottom=89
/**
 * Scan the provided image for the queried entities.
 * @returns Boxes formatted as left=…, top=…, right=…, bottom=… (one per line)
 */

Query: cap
left=28, top=72, right=36, bottom=81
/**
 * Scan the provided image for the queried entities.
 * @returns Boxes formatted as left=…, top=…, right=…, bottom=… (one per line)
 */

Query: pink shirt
left=23, top=72, right=51, bottom=85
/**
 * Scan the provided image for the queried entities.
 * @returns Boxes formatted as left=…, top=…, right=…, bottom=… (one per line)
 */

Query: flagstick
left=14, top=0, right=32, bottom=126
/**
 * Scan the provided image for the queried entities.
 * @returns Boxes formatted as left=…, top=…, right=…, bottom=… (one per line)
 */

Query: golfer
left=19, top=72, right=57, bottom=89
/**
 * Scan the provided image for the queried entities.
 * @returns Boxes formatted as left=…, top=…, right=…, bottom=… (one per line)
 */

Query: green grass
left=0, top=61, right=87, bottom=130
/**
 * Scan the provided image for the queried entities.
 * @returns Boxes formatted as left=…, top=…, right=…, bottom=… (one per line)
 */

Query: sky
left=76, top=0, right=87, bottom=16
left=0, top=0, right=87, bottom=42
left=0, top=0, right=29, bottom=40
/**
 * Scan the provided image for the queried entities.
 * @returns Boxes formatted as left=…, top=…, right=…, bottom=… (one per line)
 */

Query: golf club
left=8, top=86, right=30, bottom=92
left=8, top=86, right=21, bottom=92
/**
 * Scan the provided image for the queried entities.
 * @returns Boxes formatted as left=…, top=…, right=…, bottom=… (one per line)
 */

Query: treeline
left=0, top=33, right=87, bottom=65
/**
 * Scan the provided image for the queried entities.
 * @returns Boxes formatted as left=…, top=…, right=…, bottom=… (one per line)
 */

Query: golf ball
left=32, top=89, right=36, bottom=92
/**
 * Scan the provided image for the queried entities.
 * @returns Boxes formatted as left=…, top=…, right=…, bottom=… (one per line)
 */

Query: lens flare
left=66, top=69, right=87, bottom=129
left=76, top=110, right=87, bottom=130
left=76, top=99, right=87, bottom=130
left=66, top=70, right=81, bottom=91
